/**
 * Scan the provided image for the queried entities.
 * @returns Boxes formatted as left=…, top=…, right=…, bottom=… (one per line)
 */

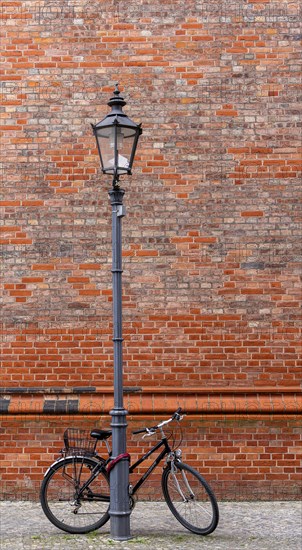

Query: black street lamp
left=91, top=85, right=142, bottom=541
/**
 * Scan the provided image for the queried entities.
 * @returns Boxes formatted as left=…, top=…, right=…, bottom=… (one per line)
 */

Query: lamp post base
left=109, top=407, right=131, bottom=540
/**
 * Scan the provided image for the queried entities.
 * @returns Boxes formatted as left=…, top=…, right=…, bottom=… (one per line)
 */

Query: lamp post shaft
left=108, top=188, right=131, bottom=541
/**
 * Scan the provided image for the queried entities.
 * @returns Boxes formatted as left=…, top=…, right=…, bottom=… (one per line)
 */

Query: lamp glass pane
left=116, top=126, right=137, bottom=174
left=96, top=126, right=115, bottom=173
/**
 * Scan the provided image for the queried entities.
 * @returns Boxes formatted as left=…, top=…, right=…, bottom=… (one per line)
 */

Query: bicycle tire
left=40, top=455, right=110, bottom=534
left=162, top=461, right=219, bottom=535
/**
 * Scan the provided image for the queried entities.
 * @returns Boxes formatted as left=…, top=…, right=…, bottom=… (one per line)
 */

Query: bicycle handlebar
left=172, top=407, right=182, bottom=420
left=132, top=427, right=151, bottom=435
left=132, top=408, right=185, bottom=436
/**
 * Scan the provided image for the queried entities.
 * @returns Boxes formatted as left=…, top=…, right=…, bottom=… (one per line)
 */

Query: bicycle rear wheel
left=162, top=461, right=219, bottom=535
left=40, top=456, right=110, bottom=534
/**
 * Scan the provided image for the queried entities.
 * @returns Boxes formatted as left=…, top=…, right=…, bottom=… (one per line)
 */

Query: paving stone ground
left=0, top=501, right=301, bottom=550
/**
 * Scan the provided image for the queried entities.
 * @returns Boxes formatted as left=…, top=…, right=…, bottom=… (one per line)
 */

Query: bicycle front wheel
left=162, top=461, right=219, bottom=535
left=40, top=456, right=110, bottom=534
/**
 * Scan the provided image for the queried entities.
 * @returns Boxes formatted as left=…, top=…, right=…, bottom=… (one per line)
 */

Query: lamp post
left=91, top=85, right=142, bottom=541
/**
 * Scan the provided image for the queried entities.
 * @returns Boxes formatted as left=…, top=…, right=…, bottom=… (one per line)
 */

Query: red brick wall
left=1, top=414, right=301, bottom=501
left=1, top=0, right=301, bottom=499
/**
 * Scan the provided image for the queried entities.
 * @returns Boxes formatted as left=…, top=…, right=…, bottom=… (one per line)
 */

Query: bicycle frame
left=129, top=436, right=171, bottom=496
left=71, top=435, right=172, bottom=501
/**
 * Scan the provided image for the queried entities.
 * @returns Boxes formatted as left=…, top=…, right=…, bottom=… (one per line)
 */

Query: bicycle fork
left=170, top=460, right=195, bottom=502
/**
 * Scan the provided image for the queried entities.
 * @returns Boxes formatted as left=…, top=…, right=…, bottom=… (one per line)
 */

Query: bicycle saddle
left=90, top=429, right=112, bottom=440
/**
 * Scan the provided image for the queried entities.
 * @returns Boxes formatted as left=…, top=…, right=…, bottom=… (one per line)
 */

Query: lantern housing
left=91, top=85, right=142, bottom=186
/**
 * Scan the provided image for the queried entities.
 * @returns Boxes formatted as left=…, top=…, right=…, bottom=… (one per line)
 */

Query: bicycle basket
left=63, top=428, right=97, bottom=456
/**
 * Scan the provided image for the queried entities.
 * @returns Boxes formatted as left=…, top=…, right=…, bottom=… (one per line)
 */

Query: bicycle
left=40, top=407, right=219, bottom=536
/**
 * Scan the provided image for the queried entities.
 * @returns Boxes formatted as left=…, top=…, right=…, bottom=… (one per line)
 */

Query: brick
left=79, top=264, right=101, bottom=270
left=31, top=264, right=55, bottom=271
left=9, top=238, right=33, bottom=244
left=241, top=211, right=264, bottom=217
left=79, top=290, right=101, bottom=296
left=9, top=290, right=32, bottom=297
left=0, top=226, right=21, bottom=232
left=0, top=201, right=21, bottom=206
left=67, top=277, right=90, bottom=283
left=136, top=250, right=159, bottom=256
left=21, top=200, right=44, bottom=206
left=216, top=109, right=239, bottom=116
left=21, top=277, right=44, bottom=283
